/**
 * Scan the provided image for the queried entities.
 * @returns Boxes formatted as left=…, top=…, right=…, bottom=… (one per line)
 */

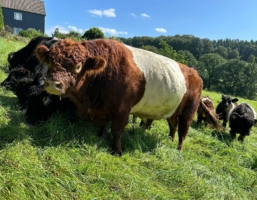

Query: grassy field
left=0, top=37, right=257, bottom=200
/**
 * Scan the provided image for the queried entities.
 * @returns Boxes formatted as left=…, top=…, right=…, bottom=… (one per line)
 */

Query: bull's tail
left=199, top=100, right=224, bottom=131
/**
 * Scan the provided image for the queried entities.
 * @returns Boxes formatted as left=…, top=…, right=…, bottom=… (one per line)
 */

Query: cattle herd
left=1, top=36, right=257, bottom=155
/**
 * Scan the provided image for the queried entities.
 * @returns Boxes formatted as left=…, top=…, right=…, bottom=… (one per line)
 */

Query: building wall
left=2, top=7, right=45, bottom=34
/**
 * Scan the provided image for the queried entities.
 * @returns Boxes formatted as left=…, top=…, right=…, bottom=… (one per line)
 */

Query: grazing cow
left=25, top=89, right=76, bottom=125
left=36, top=38, right=203, bottom=155
left=197, top=96, right=222, bottom=130
left=216, top=94, right=239, bottom=127
left=229, top=103, right=257, bottom=142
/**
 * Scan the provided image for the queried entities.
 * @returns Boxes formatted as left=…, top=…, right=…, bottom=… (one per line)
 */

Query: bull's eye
left=74, top=62, right=82, bottom=74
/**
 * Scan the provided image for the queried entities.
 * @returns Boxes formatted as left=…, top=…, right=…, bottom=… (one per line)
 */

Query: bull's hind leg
left=177, top=105, right=198, bottom=150
left=167, top=116, right=178, bottom=141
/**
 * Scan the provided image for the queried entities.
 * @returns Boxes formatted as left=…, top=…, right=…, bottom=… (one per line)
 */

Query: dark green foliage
left=66, top=31, right=82, bottom=41
left=0, top=4, right=4, bottom=30
left=178, top=50, right=198, bottom=67
left=198, top=53, right=226, bottom=90
left=82, top=27, right=104, bottom=40
left=52, top=28, right=66, bottom=39
left=18, top=28, right=45, bottom=39
left=141, top=45, right=161, bottom=54
left=159, top=39, right=188, bottom=65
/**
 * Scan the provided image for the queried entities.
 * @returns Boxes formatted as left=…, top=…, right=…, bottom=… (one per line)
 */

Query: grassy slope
left=0, top=37, right=257, bottom=200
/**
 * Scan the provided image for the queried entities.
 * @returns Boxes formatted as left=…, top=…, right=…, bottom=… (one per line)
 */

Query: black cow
left=216, top=94, right=238, bottom=127
left=229, top=103, right=257, bottom=142
left=8, top=36, right=59, bottom=72
left=1, top=65, right=47, bottom=109
left=25, top=87, right=76, bottom=125
left=1, top=36, right=76, bottom=125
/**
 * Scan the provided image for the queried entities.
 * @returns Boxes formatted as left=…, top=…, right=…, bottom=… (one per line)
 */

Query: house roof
left=1, top=0, right=46, bottom=15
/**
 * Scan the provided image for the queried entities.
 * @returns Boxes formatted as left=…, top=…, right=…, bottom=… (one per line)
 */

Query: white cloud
left=88, top=8, right=116, bottom=18
left=99, top=27, right=128, bottom=36
left=155, top=28, right=167, bottom=33
left=130, top=13, right=137, bottom=17
left=141, top=13, right=150, bottom=18
left=46, top=25, right=85, bottom=36
left=68, top=26, right=84, bottom=34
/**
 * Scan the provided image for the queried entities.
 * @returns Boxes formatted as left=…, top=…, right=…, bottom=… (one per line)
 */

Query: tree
left=141, top=45, right=160, bottom=54
left=202, top=38, right=214, bottom=54
left=52, top=28, right=66, bottom=39
left=214, top=46, right=228, bottom=59
left=217, top=59, right=248, bottom=97
left=0, top=4, right=4, bottom=30
left=198, top=53, right=226, bottom=90
left=178, top=50, right=197, bottom=67
left=227, top=48, right=240, bottom=60
left=82, top=27, right=104, bottom=40
left=159, top=39, right=188, bottom=65
left=66, top=31, right=82, bottom=41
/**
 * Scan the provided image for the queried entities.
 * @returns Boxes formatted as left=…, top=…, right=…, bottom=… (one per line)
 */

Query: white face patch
left=126, top=45, right=187, bottom=119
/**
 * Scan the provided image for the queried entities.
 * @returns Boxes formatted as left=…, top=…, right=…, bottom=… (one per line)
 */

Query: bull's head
left=36, top=38, right=107, bottom=96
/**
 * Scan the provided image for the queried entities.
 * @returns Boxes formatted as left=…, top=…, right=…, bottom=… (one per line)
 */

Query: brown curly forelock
left=49, top=38, right=87, bottom=70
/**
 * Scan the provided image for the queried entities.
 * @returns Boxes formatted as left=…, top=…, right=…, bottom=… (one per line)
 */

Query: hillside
left=0, top=37, right=257, bottom=199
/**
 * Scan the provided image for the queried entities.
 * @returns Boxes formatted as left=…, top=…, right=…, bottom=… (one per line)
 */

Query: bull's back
left=126, top=46, right=187, bottom=119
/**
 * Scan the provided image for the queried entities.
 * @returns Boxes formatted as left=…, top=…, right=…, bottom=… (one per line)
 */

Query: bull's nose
left=45, top=79, right=64, bottom=91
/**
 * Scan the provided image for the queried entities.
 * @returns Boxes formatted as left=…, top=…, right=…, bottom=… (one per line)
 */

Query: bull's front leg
left=238, top=134, right=245, bottom=143
left=111, top=113, right=129, bottom=156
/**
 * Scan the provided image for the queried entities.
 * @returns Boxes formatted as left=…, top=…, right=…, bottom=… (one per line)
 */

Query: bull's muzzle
left=44, top=79, right=65, bottom=95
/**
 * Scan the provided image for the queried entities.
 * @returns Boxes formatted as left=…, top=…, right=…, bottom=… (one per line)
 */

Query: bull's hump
left=126, top=45, right=187, bottom=119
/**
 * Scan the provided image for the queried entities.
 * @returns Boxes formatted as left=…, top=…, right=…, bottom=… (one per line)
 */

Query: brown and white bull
left=36, top=38, right=203, bottom=155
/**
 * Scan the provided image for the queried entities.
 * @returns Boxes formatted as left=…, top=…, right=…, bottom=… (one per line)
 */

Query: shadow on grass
left=0, top=98, right=160, bottom=154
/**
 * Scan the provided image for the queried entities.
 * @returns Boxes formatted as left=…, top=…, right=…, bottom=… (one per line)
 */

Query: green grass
left=1, top=37, right=257, bottom=199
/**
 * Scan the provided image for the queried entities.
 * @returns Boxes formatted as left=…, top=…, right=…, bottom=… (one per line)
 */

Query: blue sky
left=43, top=0, right=257, bottom=41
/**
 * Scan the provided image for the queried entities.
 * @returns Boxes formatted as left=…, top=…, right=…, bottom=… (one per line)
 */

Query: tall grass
left=0, top=37, right=257, bottom=199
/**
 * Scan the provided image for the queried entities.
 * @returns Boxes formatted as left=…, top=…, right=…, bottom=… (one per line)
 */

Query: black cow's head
left=216, top=94, right=238, bottom=119
left=8, top=36, right=59, bottom=71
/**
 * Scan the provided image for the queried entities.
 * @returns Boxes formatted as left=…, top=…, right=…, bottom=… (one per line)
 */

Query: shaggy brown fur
left=36, top=38, right=203, bottom=155
left=197, top=96, right=223, bottom=130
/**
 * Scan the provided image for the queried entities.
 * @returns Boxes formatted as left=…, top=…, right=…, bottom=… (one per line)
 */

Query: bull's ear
left=232, top=98, right=238, bottom=103
left=36, top=45, right=50, bottom=64
left=85, top=56, right=107, bottom=73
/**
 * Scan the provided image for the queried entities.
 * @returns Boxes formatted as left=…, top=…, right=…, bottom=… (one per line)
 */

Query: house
left=1, top=0, right=46, bottom=34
